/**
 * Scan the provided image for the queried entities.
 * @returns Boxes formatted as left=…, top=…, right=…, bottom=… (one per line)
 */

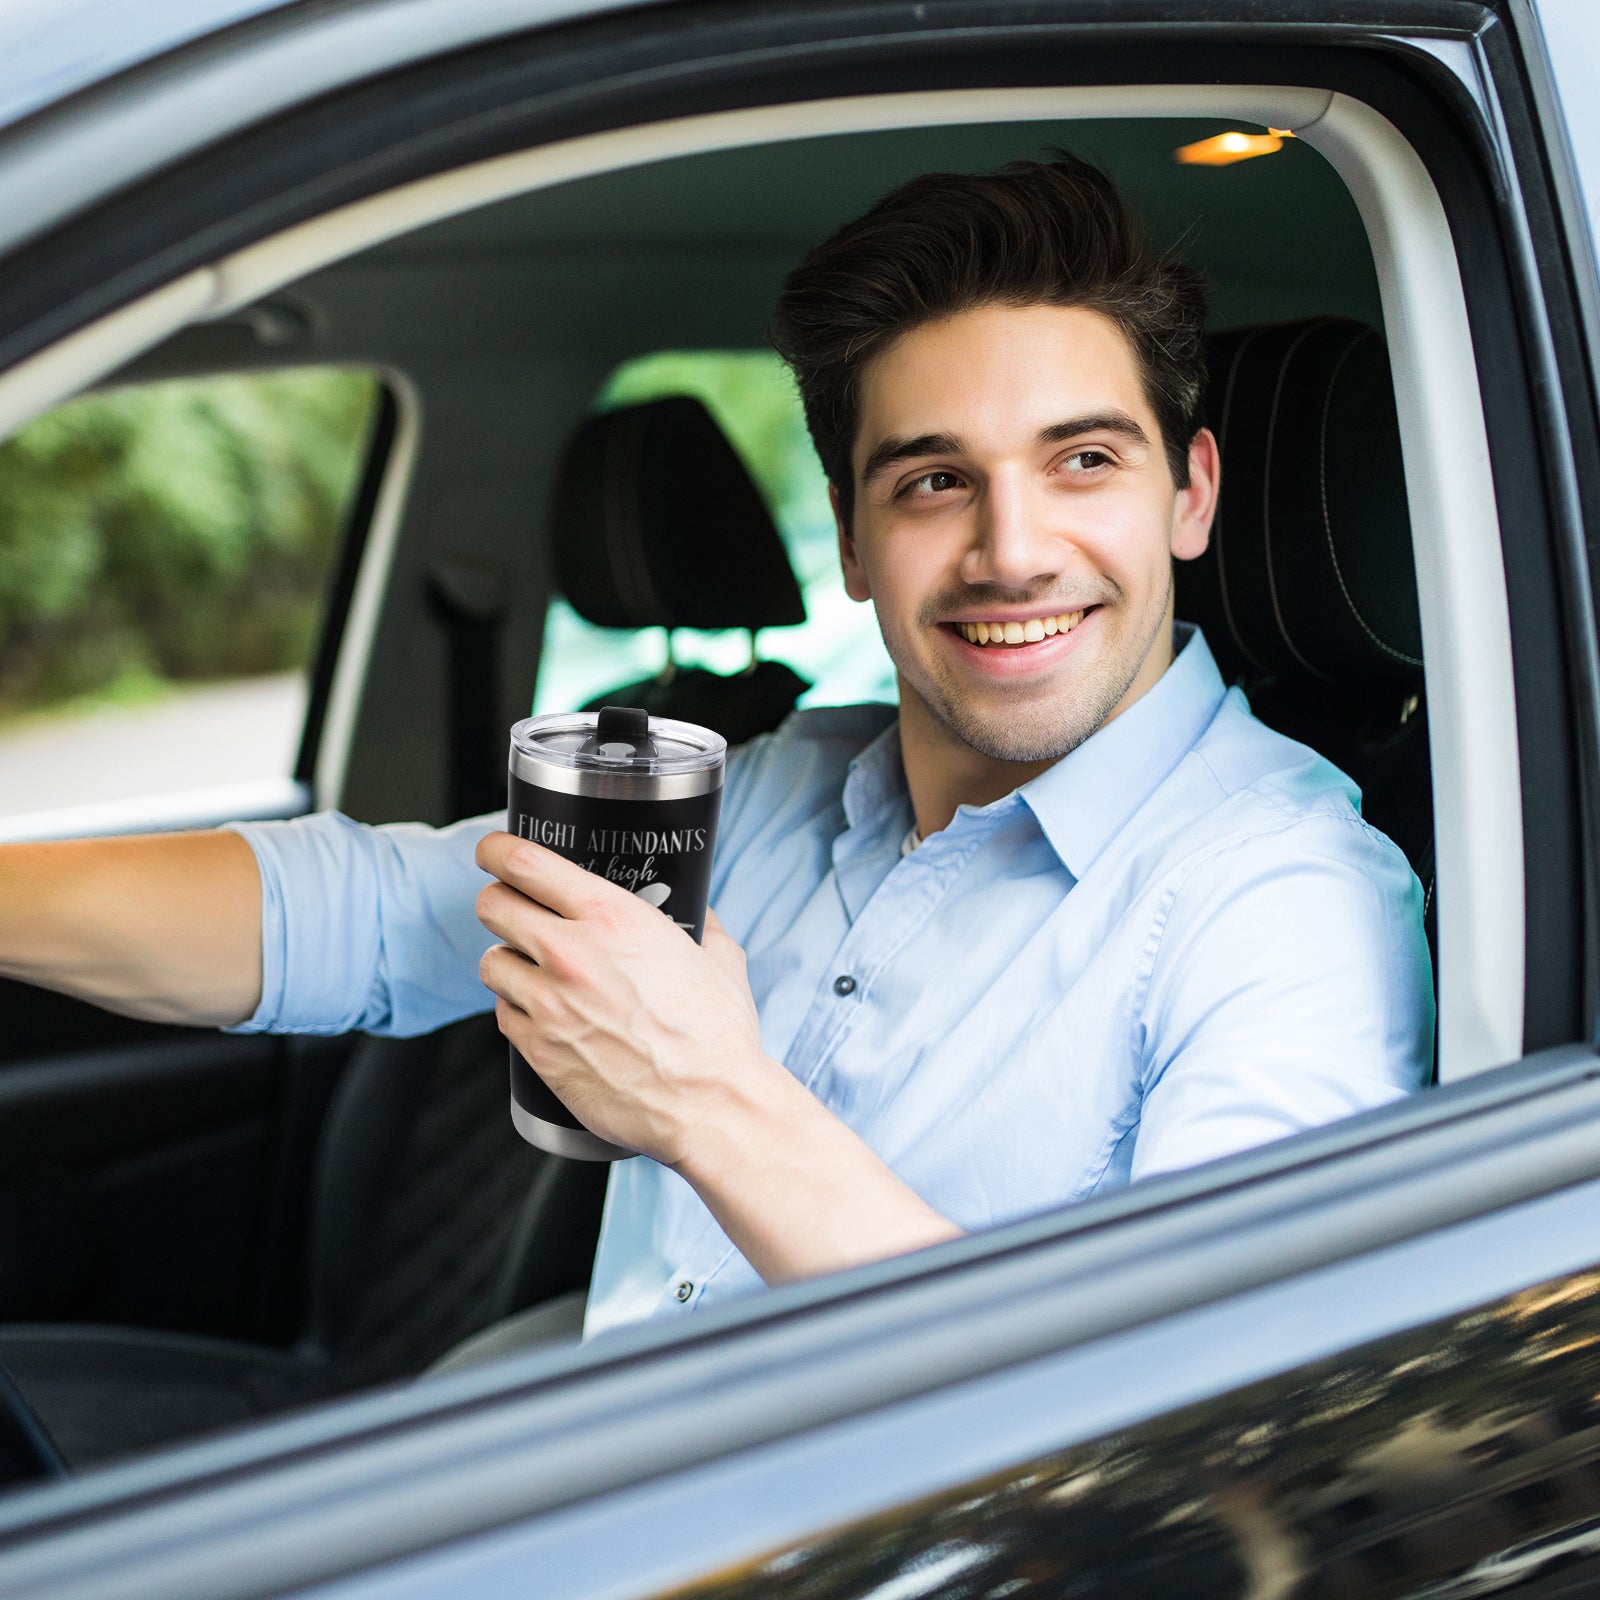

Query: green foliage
left=0, top=368, right=377, bottom=718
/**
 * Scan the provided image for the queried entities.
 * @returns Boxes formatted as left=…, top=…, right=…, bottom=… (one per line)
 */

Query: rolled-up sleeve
left=224, top=810, right=502, bottom=1037
left=1131, top=810, right=1434, bottom=1180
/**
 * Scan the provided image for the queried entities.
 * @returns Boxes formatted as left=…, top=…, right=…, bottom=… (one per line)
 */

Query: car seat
left=1179, top=317, right=1434, bottom=937
left=0, top=394, right=817, bottom=1468
left=553, top=393, right=812, bottom=739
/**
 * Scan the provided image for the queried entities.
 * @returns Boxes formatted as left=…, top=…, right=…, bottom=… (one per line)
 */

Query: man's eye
left=1063, top=449, right=1113, bottom=473
left=903, top=470, right=963, bottom=496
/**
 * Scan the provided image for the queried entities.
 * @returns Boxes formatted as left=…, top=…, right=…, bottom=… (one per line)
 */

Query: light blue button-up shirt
left=230, top=626, right=1432, bottom=1338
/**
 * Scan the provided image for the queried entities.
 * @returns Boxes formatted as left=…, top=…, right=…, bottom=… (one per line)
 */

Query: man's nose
left=959, top=470, right=1065, bottom=591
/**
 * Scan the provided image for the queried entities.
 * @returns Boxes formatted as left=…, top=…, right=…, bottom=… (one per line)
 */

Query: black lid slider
left=578, top=704, right=659, bottom=763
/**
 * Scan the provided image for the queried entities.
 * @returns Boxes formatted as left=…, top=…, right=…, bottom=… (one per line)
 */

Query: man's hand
left=475, top=832, right=962, bottom=1284
left=474, top=832, right=780, bottom=1166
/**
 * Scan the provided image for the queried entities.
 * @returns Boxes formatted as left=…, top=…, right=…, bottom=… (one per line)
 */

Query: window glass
left=0, top=368, right=380, bottom=820
left=531, top=351, right=896, bottom=719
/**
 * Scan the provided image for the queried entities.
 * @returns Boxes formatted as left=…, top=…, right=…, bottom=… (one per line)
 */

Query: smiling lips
left=952, top=609, right=1088, bottom=647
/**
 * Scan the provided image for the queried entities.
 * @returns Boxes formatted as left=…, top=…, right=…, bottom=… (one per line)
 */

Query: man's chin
left=944, top=715, right=1097, bottom=765
left=919, top=686, right=1110, bottom=765
left=907, top=651, right=1138, bottom=766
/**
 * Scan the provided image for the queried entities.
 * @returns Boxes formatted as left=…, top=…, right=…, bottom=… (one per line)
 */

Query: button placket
left=790, top=828, right=986, bottom=1093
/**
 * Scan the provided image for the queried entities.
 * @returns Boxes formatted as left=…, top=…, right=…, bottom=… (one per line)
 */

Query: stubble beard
left=894, top=569, right=1174, bottom=765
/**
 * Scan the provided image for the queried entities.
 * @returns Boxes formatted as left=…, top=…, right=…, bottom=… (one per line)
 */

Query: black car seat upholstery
left=554, top=394, right=811, bottom=741
left=1180, top=317, right=1434, bottom=938
left=0, top=1021, right=608, bottom=1466
left=0, top=395, right=816, bottom=1468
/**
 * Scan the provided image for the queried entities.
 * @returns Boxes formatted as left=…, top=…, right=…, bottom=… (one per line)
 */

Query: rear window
left=531, top=351, right=896, bottom=718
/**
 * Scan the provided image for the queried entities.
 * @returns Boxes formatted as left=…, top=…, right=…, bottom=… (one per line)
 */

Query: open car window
left=533, top=350, right=896, bottom=718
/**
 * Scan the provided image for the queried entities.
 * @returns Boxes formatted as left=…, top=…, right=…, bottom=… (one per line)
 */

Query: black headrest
left=1179, top=318, right=1422, bottom=695
left=551, top=395, right=806, bottom=632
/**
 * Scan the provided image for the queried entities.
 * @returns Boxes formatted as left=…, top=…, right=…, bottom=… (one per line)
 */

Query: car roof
left=0, top=0, right=663, bottom=139
left=0, top=0, right=299, bottom=132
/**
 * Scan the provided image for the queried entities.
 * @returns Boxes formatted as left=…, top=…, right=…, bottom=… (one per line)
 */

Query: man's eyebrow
left=859, top=413, right=1153, bottom=486
left=859, top=432, right=964, bottom=485
left=1037, top=411, right=1151, bottom=448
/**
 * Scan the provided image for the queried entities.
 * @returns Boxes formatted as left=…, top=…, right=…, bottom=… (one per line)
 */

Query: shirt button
left=674, top=1280, right=694, bottom=1303
left=833, top=974, right=857, bottom=997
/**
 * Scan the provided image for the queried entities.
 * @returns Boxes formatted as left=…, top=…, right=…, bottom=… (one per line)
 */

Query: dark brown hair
left=770, top=153, right=1208, bottom=519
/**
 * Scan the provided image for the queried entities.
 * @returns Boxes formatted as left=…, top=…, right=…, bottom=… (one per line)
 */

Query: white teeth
left=957, top=609, right=1088, bottom=647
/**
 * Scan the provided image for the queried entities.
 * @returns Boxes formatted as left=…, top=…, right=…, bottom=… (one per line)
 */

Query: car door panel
left=0, top=1050, right=1592, bottom=1599
left=0, top=807, right=344, bottom=1341
left=266, top=1143, right=1600, bottom=1600
left=0, top=1031, right=281, bottom=1335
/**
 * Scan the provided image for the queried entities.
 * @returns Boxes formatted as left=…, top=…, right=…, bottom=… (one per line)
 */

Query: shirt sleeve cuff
left=220, top=820, right=289, bottom=1034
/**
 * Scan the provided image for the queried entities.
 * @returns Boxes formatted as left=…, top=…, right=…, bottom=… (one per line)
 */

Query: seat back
left=1179, top=317, right=1433, bottom=886
left=551, top=394, right=812, bottom=744
left=300, top=1017, right=605, bottom=1382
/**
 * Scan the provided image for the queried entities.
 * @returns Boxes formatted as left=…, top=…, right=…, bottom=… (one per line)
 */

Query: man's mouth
left=947, top=608, right=1094, bottom=648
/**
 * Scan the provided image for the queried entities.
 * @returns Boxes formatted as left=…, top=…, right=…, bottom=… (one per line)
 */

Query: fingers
left=479, top=940, right=543, bottom=1007
left=476, top=832, right=633, bottom=924
left=476, top=879, right=571, bottom=966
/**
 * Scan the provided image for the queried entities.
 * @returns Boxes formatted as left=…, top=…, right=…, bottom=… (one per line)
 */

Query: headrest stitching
left=1213, top=330, right=1268, bottom=675
left=1318, top=330, right=1424, bottom=669
left=1262, top=321, right=1339, bottom=684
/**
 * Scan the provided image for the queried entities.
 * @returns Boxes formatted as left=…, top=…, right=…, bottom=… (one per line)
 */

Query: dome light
left=1174, top=129, right=1295, bottom=166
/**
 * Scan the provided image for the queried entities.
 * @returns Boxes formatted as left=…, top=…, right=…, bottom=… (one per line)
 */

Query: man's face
left=838, top=302, right=1218, bottom=765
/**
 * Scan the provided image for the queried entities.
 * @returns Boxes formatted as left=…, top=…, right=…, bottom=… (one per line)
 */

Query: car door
left=0, top=1, right=1594, bottom=1597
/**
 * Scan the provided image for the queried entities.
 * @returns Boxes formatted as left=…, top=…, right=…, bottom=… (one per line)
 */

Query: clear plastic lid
left=510, top=707, right=726, bottom=775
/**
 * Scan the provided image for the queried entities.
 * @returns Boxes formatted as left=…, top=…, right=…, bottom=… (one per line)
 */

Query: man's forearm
left=0, top=830, right=264, bottom=1026
left=674, top=1062, right=962, bottom=1286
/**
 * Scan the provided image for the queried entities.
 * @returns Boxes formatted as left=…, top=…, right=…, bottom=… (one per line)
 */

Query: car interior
left=0, top=104, right=1496, bottom=1475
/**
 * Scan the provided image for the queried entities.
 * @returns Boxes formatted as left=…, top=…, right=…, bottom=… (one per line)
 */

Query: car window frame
left=0, top=37, right=1535, bottom=1079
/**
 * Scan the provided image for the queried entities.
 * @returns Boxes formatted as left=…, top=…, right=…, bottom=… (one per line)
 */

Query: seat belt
left=425, top=562, right=510, bottom=820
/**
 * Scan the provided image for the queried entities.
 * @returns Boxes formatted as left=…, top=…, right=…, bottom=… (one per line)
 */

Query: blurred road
left=0, top=674, right=306, bottom=817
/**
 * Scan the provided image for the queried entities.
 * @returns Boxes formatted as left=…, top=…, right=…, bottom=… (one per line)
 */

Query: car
left=0, top=0, right=1597, bottom=1595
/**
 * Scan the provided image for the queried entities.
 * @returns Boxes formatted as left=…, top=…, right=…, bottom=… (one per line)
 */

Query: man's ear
left=1170, top=426, right=1221, bottom=563
left=831, top=482, right=872, bottom=602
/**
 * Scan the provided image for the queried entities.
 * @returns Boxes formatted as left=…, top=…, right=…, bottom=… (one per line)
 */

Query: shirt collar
left=838, top=623, right=1228, bottom=875
left=841, top=713, right=908, bottom=834
left=1020, top=623, right=1227, bottom=878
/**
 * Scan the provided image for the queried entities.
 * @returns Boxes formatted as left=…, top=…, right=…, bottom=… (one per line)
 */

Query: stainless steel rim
left=509, top=1095, right=635, bottom=1162
left=509, top=748, right=723, bottom=800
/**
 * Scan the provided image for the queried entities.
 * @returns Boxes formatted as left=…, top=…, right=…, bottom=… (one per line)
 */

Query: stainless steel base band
left=509, top=1094, right=635, bottom=1162
left=509, top=747, right=723, bottom=801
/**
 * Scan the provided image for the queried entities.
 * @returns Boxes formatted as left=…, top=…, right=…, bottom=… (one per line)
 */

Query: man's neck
left=897, top=620, right=1180, bottom=839
left=896, top=692, right=1059, bottom=839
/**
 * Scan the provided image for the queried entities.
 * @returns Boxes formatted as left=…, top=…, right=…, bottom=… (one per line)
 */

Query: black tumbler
left=505, top=705, right=726, bottom=1160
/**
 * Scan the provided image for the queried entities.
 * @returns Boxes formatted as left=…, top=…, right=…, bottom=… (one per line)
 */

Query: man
left=0, top=156, right=1432, bottom=1341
